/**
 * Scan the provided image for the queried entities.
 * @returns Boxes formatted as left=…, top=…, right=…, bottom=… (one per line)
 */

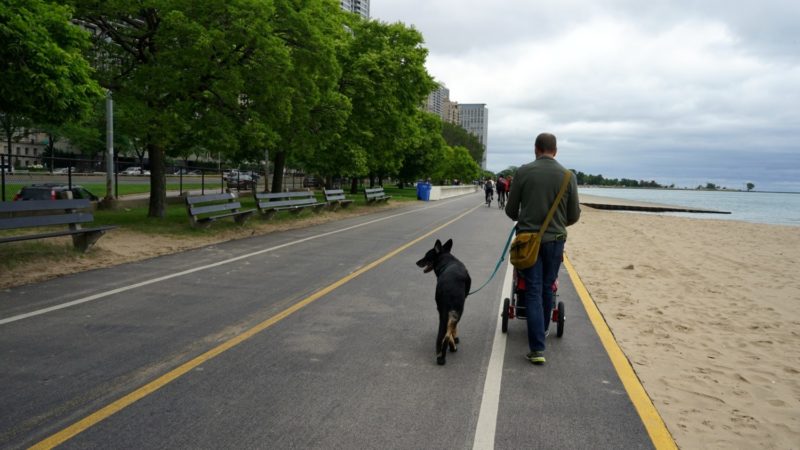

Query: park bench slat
left=253, top=191, right=325, bottom=219
left=0, top=200, right=115, bottom=252
left=364, top=187, right=391, bottom=203
left=185, top=193, right=254, bottom=228
left=189, top=201, right=244, bottom=216
left=0, top=199, right=91, bottom=213
left=0, top=212, right=93, bottom=230
left=186, top=193, right=238, bottom=205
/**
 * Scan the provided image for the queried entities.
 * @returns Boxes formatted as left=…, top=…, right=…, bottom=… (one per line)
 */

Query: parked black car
left=13, top=183, right=99, bottom=201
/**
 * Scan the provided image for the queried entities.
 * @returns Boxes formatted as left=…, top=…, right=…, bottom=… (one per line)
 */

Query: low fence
left=429, top=185, right=479, bottom=201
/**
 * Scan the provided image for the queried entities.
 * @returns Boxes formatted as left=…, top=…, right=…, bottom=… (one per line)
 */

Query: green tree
left=441, top=121, right=484, bottom=165
left=338, top=19, right=435, bottom=190
left=395, top=111, right=446, bottom=186
left=746, top=182, right=755, bottom=191
left=1, top=0, right=101, bottom=198
left=447, top=145, right=481, bottom=183
left=72, top=0, right=292, bottom=217
left=267, top=0, right=350, bottom=193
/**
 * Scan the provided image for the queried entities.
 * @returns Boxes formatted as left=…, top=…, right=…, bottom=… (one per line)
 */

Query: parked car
left=13, top=183, right=99, bottom=201
left=122, top=166, right=143, bottom=175
left=52, top=167, right=75, bottom=174
left=0, top=163, right=13, bottom=174
left=226, top=173, right=258, bottom=190
left=303, top=176, right=320, bottom=188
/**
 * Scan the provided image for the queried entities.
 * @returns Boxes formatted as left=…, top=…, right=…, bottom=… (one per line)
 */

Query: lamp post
left=103, top=90, right=115, bottom=206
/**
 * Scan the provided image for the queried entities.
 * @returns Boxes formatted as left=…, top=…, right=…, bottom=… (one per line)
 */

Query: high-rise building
left=459, top=104, right=489, bottom=169
left=340, top=0, right=370, bottom=19
left=443, top=100, right=459, bottom=125
left=425, top=84, right=449, bottom=119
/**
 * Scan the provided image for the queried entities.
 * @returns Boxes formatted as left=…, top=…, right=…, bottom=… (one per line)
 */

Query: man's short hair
left=535, top=133, right=557, bottom=153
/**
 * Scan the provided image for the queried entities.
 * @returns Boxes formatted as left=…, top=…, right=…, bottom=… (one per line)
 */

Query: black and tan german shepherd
left=416, top=239, right=472, bottom=365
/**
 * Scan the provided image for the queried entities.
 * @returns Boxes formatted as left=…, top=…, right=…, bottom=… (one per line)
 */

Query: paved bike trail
left=0, top=193, right=660, bottom=449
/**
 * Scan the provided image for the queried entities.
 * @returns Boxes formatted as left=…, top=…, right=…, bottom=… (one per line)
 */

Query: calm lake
left=578, top=187, right=800, bottom=227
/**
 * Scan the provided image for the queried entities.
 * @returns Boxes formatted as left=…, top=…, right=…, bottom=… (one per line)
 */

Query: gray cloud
left=372, top=0, right=800, bottom=191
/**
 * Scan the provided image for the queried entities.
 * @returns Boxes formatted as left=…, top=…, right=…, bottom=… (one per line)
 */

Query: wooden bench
left=323, top=188, right=353, bottom=209
left=185, top=192, right=255, bottom=227
left=0, top=199, right=116, bottom=252
left=364, top=187, right=391, bottom=203
left=253, top=191, right=326, bottom=219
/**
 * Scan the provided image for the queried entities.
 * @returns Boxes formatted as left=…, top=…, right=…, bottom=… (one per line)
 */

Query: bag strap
left=539, top=171, right=572, bottom=234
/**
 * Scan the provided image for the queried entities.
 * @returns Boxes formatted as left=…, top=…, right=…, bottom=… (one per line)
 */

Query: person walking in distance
left=505, top=133, right=581, bottom=365
left=496, top=175, right=508, bottom=208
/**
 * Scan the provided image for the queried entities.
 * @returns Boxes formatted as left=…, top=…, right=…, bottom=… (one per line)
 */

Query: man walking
left=505, top=133, right=581, bottom=365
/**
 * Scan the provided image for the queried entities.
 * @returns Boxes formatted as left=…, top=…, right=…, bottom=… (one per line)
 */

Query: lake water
left=578, top=187, right=800, bottom=227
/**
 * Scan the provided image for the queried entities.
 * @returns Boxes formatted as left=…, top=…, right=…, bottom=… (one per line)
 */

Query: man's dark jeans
left=520, top=240, right=565, bottom=352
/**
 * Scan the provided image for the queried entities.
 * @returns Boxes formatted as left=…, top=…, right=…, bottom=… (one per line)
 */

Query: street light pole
left=103, top=90, right=115, bottom=206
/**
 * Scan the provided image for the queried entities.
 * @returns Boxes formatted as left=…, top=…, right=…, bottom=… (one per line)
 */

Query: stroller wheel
left=556, top=300, right=565, bottom=337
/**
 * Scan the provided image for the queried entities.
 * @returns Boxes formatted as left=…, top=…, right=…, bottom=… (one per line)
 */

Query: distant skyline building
left=425, top=84, right=449, bottom=119
left=459, top=103, right=489, bottom=169
left=340, top=0, right=370, bottom=18
left=443, top=100, right=459, bottom=125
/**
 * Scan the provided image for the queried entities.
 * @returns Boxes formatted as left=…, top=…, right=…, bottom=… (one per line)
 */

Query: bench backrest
left=323, top=189, right=348, bottom=202
left=186, top=193, right=242, bottom=217
left=254, top=191, right=319, bottom=209
left=0, top=199, right=94, bottom=231
left=364, top=187, right=387, bottom=200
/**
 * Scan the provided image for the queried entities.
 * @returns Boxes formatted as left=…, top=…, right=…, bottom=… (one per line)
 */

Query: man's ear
left=434, top=239, right=442, bottom=252
left=443, top=239, right=453, bottom=253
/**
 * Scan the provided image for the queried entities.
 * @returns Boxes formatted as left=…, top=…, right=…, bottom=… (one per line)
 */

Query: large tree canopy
left=0, top=0, right=101, bottom=125
left=441, top=121, right=484, bottom=166
left=338, top=19, right=436, bottom=186
left=71, top=0, right=292, bottom=216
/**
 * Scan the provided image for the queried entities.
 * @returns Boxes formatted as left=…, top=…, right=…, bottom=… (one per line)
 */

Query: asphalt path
left=0, top=193, right=655, bottom=449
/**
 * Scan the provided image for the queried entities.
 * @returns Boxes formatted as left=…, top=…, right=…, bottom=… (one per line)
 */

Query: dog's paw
left=454, top=337, right=460, bottom=344
left=437, top=356, right=446, bottom=365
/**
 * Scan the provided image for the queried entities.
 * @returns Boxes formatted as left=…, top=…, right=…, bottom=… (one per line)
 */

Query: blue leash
left=468, top=225, right=517, bottom=296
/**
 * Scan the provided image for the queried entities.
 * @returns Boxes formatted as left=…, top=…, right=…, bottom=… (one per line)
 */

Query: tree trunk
left=369, top=174, right=375, bottom=188
left=271, top=150, right=286, bottom=193
left=350, top=177, right=358, bottom=195
left=378, top=175, right=383, bottom=187
left=147, top=142, right=167, bottom=218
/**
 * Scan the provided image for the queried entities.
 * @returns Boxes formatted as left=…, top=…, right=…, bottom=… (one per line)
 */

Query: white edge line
left=1, top=197, right=476, bottom=326
left=472, top=259, right=514, bottom=450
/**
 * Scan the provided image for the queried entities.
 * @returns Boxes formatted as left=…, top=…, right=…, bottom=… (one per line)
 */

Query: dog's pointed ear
left=434, top=239, right=442, bottom=252
left=443, top=239, right=453, bottom=253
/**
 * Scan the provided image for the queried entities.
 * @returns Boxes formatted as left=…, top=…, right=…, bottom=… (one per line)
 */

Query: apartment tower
left=340, top=0, right=370, bottom=18
left=459, top=103, right=489, bottom=169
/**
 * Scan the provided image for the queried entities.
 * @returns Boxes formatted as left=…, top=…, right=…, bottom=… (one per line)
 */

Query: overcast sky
left=371, top=0, right=800, bottom=192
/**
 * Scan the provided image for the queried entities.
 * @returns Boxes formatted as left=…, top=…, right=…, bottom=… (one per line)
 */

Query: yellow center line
left=562, top=255, right=678, bottom=450
left=31, top=203, right=482, bottom=450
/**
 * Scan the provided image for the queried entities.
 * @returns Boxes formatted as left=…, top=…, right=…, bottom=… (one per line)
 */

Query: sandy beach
left=567, top=207, right=800, bottom=449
